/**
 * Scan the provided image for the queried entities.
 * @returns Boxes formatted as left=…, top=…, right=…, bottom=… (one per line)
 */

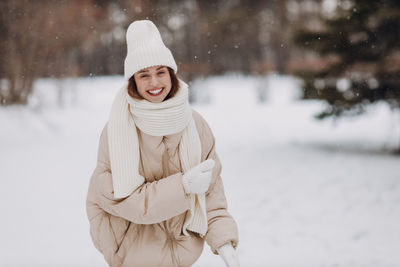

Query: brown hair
left=127, top=67, right=180, bottom=100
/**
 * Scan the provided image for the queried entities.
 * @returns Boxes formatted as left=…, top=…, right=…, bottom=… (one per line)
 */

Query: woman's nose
left=150, top=75, right=160, bottom=87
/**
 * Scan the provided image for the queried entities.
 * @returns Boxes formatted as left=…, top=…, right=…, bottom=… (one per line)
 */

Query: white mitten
left=217, top=242, right=240, bottom=267
left=182, top=159, right=215, bottom=194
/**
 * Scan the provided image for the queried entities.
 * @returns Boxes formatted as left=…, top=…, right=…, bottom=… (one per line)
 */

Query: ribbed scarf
left=107, top=79, right=208, bottom=236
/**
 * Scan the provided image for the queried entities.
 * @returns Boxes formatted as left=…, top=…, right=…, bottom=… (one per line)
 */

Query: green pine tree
left=293, top=0, right=400, bottom=151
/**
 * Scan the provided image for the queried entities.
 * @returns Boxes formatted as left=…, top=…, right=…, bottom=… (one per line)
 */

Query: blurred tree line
left=0, top=0, right=326, bottom=105
left=0, top=0, right=398, bottom=115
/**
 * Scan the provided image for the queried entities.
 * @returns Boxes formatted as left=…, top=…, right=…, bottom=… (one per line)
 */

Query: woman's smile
left=147, top=87, right=164, bottom=96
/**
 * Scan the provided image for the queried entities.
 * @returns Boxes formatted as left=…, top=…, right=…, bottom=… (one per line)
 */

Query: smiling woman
left=134, top=66, right=171, bottom=99
left=127, top=65, right=180, bottom=103
left=86, top=20, right=239, bottom=267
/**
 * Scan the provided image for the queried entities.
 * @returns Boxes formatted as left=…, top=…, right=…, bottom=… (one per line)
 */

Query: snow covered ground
left=0, top=74, right=399, bottom=267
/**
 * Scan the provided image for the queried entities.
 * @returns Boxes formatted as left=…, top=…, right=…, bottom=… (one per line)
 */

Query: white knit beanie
left=124, top=20, right=178, bottom=80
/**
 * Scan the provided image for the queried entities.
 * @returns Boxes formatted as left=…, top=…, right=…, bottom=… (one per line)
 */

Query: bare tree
left=0, top=0, right=108, bottom=105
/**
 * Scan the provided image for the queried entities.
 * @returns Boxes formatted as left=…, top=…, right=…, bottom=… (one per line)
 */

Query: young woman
left=86, top=20, right=239, bottom=267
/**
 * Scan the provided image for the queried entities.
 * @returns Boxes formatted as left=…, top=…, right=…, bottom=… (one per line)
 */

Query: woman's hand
left=217, top=242, right=240, bottom=267
left=182, top=159, right=215, bottom=194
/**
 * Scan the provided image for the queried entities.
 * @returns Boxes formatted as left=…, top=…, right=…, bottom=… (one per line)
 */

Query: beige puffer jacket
left=86, top=109, right=239, bottom=267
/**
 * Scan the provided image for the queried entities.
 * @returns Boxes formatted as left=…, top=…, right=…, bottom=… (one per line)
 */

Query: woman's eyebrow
left=137, top=66, right=165, bottom=74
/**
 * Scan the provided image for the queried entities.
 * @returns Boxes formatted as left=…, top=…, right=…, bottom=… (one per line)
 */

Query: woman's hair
left=127, top=67, right=180, bottom=100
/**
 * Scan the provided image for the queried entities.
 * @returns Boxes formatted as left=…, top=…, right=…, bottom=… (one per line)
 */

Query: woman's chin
left=145, top=94, right=166, bottom=103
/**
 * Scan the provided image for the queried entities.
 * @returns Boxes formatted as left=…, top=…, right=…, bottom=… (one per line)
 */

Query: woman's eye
left=157, top=71, right=165, bottom=75
left=140, top=75, right=148, bottom=78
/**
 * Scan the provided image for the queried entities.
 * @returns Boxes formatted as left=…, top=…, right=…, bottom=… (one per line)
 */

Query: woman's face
left=133, top=65, right=172, bottom=103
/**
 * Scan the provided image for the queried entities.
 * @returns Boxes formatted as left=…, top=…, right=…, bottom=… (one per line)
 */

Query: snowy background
left=0, top=74, right=399, bottom=267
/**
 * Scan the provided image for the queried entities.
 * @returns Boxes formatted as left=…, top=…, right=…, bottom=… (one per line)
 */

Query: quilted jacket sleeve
left=193, top=110, right=239, bottom=254
left=86, top=124, right=192, bottom=266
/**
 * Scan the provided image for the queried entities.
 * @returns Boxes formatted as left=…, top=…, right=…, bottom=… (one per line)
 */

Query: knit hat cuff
left=124, top=45, right=177, bottom=80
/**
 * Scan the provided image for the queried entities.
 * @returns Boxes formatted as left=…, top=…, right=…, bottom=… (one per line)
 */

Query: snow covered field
left=0, top=74, right=399, bottom=267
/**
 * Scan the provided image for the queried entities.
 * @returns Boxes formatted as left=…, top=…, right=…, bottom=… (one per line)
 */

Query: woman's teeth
left=148, top=88, right=163, bottom=95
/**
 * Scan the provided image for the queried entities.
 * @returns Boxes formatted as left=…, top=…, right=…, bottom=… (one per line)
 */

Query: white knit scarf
left=107, top=79, right=207, bottom=236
